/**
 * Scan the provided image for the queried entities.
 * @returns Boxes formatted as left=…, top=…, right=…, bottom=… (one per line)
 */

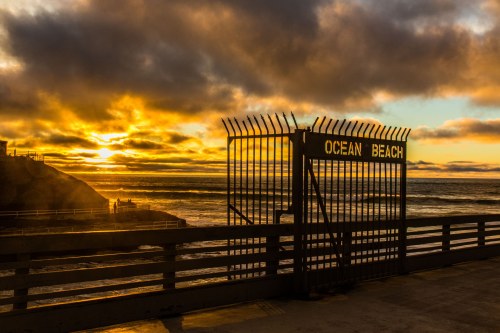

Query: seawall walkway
left=84, top=257, right=500, bottom=333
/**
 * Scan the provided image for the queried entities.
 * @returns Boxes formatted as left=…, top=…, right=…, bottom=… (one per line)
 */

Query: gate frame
left=223, top=114, right=410, bottom=295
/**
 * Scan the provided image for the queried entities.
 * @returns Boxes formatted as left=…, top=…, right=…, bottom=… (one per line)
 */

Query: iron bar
left=306, top=159, right=343, bottom=267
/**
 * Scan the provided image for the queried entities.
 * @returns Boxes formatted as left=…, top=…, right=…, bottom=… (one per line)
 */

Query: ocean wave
left=357, top=195, right=499, bottom=206
left=408, top=196, right=500, bottom=206
left=93, top=184, right=227, bottom=192
left=97, top=190, right=228, bottom=200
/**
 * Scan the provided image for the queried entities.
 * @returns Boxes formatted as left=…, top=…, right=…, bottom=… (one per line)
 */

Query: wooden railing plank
left=0, top=250, right=166, bottom=270
left=407, top=230, right=500, bottom=247
left=407, top=214, right=500, bottom=227
left=0, top=224, right=294, bottom=255
left=0, top=278, right=167, bottom=307
left=0, top=261, right=173, bottom=291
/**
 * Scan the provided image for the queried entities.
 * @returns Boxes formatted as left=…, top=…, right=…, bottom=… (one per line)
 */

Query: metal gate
left=223, top=114, right=410, bottom=292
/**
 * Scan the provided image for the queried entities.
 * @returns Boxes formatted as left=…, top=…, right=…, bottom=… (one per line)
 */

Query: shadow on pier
left=88, top=256, right=500, bottom=332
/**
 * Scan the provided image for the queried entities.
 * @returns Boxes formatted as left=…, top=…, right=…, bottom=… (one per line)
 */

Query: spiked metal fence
left=223, top=113, right=411, bottom=291
left=300, top=117, right=410, bottom=291
left=222, top=114, right=297, bottom=279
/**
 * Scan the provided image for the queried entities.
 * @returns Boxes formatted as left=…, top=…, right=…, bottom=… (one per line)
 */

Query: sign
left=304, top=132, right=406, bottom=163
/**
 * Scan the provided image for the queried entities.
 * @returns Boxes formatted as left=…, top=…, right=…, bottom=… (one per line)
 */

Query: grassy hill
left=0, top=156, right=108, bottom=211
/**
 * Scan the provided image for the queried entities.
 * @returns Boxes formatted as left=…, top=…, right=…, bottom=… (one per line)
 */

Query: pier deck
left=86, top=257, right=500, bottom=333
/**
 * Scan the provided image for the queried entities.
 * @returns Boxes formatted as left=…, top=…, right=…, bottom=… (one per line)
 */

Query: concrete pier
left=83, top=257, right=500, bottom=333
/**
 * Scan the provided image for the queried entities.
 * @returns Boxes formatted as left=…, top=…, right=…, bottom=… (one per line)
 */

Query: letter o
left=325, top=140, right=333, bottom=154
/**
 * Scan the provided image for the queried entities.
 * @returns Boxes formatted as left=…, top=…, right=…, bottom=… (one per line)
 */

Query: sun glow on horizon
left=95, top=148, right=115, bottom=159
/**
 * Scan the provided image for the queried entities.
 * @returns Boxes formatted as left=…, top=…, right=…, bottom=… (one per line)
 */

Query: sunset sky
left=0, top=0, right=499, bottom=177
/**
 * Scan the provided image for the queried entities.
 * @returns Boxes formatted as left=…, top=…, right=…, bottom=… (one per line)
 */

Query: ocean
left=77, top=174, right=500, bottom=224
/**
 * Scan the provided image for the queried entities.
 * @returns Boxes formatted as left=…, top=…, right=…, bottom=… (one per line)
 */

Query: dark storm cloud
left=413, top=118, right=500, bottom=141
left=43, top=153, right=86, bottom=163
left=122, top=139, right=163, bottom=150
left=111, top=154, right=194, bottom=165
left=0, top=0, right=485, bottom=119
left=0, top=124, right=24, bottom=138
left=50, top=163, right=102, bottom=172
left=444, top=163, right=500, bottom=173
left=407, top=160, right=441, bottom=171
left=109, top=154, right=215, bottom=172
left=364, top=0, right=459, bottom=21
left=407, top=160, right=434, bottom=166
left=44, top=152, right=98, bottom=160
left=11, top=139, right=39, bottom=148
left=0, top=79, right=40, bottom=115
left=447, top=160, right=474, bottom=164
left=1, top=1, right=237, bottom=118
left=44, top=134, right=99, bottom=148
left=167, top=132, right=192, bottom=144
left=407, top=160, right=500, bottom=173
left=202, top=147, right=226, bottom=155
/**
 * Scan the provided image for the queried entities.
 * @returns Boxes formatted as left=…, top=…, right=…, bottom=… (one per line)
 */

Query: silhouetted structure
left=0, top=141, right=6, bottom=157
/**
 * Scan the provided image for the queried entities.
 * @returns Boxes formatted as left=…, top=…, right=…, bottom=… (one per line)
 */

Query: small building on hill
left=0, top=141, right=6, bottom=157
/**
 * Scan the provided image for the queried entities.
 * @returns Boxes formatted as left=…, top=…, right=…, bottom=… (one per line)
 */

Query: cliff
left=0, top=157, right=108, bottom=211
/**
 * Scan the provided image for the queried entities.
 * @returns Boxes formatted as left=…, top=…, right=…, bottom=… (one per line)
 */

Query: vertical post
left=292, top=130, right=306, bottom=295
left=163, top=244, right=176, bottom=289
left=226, top=136, right=232, bottom=279
left=478, top=220, right=486, bottom=247
left=442, top=224, right=451, bottom=251
left=398, top=162, right=407, bottom=274
left=342, top=231, right=352, bottom=267
left=13, top=254, right=30, bottom=310
left=266, top=215, right=279, bottom=276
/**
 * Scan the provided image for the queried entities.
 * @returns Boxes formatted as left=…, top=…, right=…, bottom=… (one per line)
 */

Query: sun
left=96, top=148, right=114, bottom=159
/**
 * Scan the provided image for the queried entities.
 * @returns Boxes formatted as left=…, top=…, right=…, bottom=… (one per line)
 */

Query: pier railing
left=1, top=214, right=499, bottom=332
left=405, top=214, right=500, bottom=271
left=0, top=205, right=151, bottom=218
left=0, top=224, right=295, bottom=332
left=0, top=208, right=110, bottom=218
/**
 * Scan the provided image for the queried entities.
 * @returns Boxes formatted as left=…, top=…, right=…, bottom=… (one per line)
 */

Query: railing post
left=266, top=233, right=279, bottom=276
left=13, top=254, right=30, bottom=310
left=342, top=232, right=352, bottom=267
left=398, top=162, right=407, bottom=274
left=292, top=130, right=307, bottom=296
left=478, top=220, right=486, bottom=247
left=163, top=244, right=176, bottom=289
left=442, top=224, right=451, bottom=251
